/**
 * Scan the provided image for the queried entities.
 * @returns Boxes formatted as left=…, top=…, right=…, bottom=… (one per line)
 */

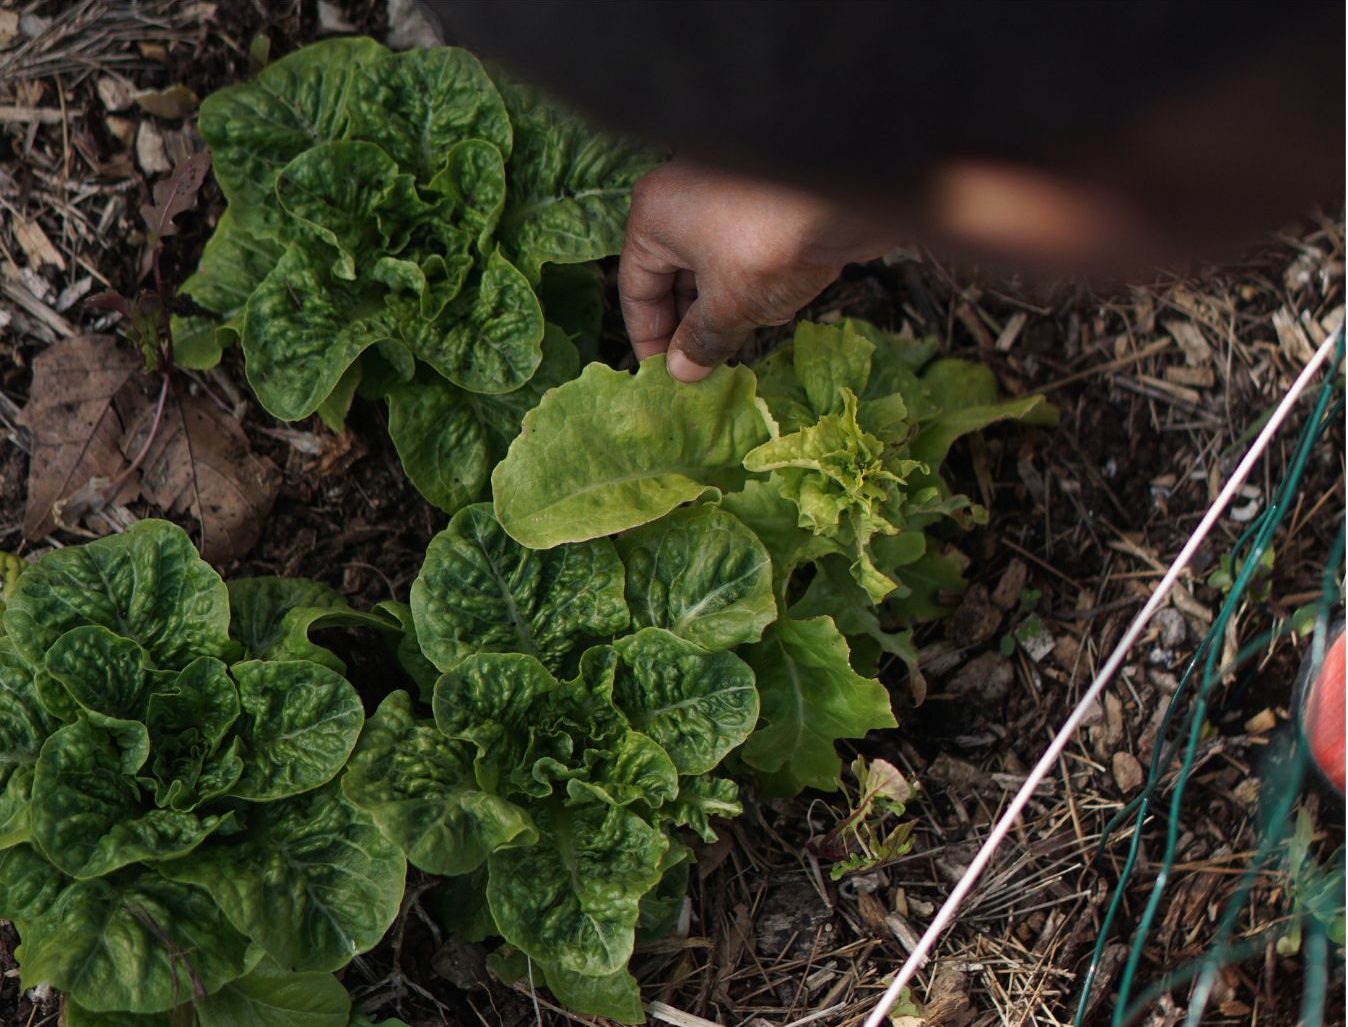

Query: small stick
left=861, top=330, right=1342, bottom=1027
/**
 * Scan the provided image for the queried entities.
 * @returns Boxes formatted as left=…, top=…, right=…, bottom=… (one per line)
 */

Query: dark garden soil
left=1, top=3, right=1343, bottom=1026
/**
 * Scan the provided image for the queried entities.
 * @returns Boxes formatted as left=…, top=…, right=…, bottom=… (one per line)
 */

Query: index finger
left=618, top=237, right=681, bottom=361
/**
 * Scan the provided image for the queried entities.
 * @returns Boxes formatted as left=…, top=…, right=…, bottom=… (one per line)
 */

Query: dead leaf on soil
left=139, top=151, right=210, bottom=277
left=134, top=84, right=199, bottom=120
left=122, top=385, right=279, bottom=565
left=16, top=334, right=140, bottom=541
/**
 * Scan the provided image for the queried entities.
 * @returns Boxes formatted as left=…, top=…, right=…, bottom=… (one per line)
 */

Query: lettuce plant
left=0, top=521, right=406, bottom=1025
left=182, top=38, right=651, bottom=512
left=343, top=503, right=769, bottom=1022
left=494, top=319, right=1055, bottom=794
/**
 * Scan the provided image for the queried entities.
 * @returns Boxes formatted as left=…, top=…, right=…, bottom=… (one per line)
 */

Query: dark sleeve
left=416, top=0, right=1341, bottom=196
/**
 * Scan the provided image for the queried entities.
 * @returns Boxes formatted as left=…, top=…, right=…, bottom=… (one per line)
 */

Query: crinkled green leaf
left=494, top=357, right=772, bottom=548
left=412, top=503, right=627, bottom=674
left=882, top=543, right=970, bottom=625
left=43, top=625, right=155, bottom=721
left=343, top=690, right=535, bottom=875
left=163, top=781, right=405, bottom=972
left=611, top=628, right=758, bottom=777
left=200, top=37, right=385, bottom=207
left=617, top=505, right=775, bottom=651
left=426, top=137, right=508, bottom=252
left=791, top=552, right=922, bottom=661
left=18, top=865, right=251, bottom=1013
left=198, top=960, right=352, bottom=1027
left=565, top=711, right=678, bottom=810
left=371, top=247, right=473, bottom=322
left=371, top=599, right=440, bottom=704
left=275, top=140, right=421, bottom=280
left=2, top=519, right=230, bottom=671
left=742, top=615, right=896, bottom=797
left=407, top=246, right=544, bottom=394
left=143, top=657, right=241, bottom=810
left=662, top=776, right=741, bottom=845
left=0, top=638, right=58, bottom=848
left=347, top=46, right=511, bottom=183
left=180, top=206, right=285, bottom=321
left=540, top=961, right=644, bottom=1025
left=31, top=717, right=219, bottom=879
left=487, top=801, right=666, bottom=977
left=0, top=843, right=66, bottom=928
left=228, top=660, right=363, bottom=801
left=241, top=242, right=395, bottom=420
left=792, top=320, right=875, bottom=418
left=432, top=652, right=569, bottom=797
left=494, top=76, right=654, bottom=282
left=385, top=325, right=579, bottom=514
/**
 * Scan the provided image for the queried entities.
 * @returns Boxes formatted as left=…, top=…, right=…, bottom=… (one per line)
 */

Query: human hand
left=619, top=159, right=894, bottom=381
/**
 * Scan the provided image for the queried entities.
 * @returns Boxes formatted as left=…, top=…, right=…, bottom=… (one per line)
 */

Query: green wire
left=1073, top=331, right=1343, bottom=1025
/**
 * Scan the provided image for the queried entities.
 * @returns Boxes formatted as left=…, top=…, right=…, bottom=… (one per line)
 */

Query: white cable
left=862, top=330, right=1341, bottom=1027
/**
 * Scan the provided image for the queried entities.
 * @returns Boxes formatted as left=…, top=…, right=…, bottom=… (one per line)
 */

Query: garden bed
left=0, top=3, right=1343, bottom=1026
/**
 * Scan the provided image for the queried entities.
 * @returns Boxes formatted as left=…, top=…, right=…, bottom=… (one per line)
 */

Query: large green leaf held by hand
left=163, top=782, right=405, bottom=972
left=493, top=76, right=655, bottom=282
left=1, top=519, right=230, bottom=672
left=411, top=503, right=627, bottom=674
left=200, top=37, right=385, bottom=207
left=343, top=690, right=535, bottom=876
left=617, top=506, right=775, bottom=651
left=493, top=356, right=772, bottom=548
left=742, top=614, right=896, bottom=796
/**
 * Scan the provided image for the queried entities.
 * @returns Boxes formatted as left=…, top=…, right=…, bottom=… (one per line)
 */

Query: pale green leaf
left=198, top=960, right=352, bottom=1027
left=493, top=356, right=772, bottom=548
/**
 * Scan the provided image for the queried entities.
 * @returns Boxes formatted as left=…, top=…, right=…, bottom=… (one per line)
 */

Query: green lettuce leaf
left=0, top=843, right=66, bottom=930
left=741, top=614, right=896, bottom=796
left=142, top=657, right=242, bottom=810
left=909, top=358, right=1056, bottom=466
left=42, top=625, right=156, bottom=721
left=343, top=690, right=535, bottom=875
left=2, top=519, right=230, bottom=672
left=426, top=137, right=509, bottom=253
left=537, top=262, right=604, bottom=364
left=661, top=776, right=741, bottom=845
left=411, top=503, right=627, bottom=674
left=347, top=46, right=511, bottom=183
left=617, top=505, right=775, bottom=651
left=241, top=241, right=394, bottom=420
left=197, top=960, right=352, bottom=1027
left=493, top=356, right=772, bottom=548
left=540, top=961, right=644, bottom=1024
left=227, top=660, right=362, bottom=801
left=162, top=782, right=405, bottom=973
left=611, top=628, right=758, bottom=777
left=200, top=37, right=385, bottom=207
left=18, top=864, right=252, bottom=1013
left=486, top=800, right=666, bottom=977
left=493, top=76, right=654, bottom=282
left=0, top=638, right=55, bottom=848
left=30, top=716, right=219, bottom=879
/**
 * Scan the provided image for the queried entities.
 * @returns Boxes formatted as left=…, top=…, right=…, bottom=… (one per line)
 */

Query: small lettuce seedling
left=344, top=503, right=768, bottom=1022
left=494, top=319, right=1056, bottom=795
left=0, top=521, right=405, bottom=1025
left=184, top=38, right=652, bottom=512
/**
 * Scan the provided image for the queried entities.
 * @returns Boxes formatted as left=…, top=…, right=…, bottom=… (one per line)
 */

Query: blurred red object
left=1299, top=627, right=1345, bottom=795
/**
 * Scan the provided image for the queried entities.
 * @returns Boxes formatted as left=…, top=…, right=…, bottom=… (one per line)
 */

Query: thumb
left=666, top=293, right=755, bottom=382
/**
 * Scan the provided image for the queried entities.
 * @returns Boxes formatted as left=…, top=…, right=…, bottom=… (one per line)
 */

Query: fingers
left=666, top=291, right=755, bottom=383
left=618, top=237, right=680, bottom=360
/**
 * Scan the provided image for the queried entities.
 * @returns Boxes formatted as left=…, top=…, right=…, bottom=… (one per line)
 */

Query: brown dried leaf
left=16, top=335, right=140, bottom=541
left=122, top=388, right=279, bottom=565
left=134, top=84, right=199, bottom=120
left=138, top=151, right=210, bottom=275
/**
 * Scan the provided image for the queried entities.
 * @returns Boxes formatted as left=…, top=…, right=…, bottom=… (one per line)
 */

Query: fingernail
left=667, top=349, right=712, bottom=382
